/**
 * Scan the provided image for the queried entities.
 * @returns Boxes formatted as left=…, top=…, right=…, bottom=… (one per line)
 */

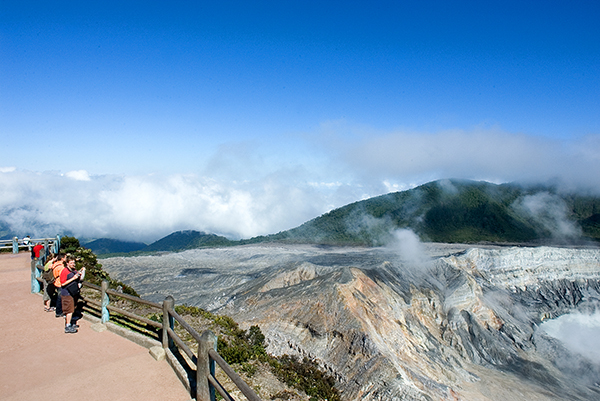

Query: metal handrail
left=29, top=236, right=61, bottom=294
left=2, top=236, right=60, bottom=255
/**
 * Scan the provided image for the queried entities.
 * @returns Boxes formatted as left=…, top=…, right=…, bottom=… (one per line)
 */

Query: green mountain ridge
left=244, top=179, right=600, bottom=246
left=85, top=238, right=148, bottom=255
left=87, top=230, right=232, bottom=255
left=142, top=230, right=231, bottom=252
left=16, top=179, right=600, bottom=254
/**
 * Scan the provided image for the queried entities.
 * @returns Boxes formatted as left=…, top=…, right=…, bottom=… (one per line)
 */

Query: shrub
left=270, top=355, right=340, bottom=401
left=60, top=236, right=81, bottom=253
left=169, top=304, right=339, bottom=400
left=61, top=236, right=139, bottom=296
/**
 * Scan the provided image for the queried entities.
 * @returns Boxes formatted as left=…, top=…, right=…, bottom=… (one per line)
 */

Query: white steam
left=512, top=192, right=582, bottom=239
left=540, top=312, right=600, bottom=364
left=387, top=229, right=430, bottom=267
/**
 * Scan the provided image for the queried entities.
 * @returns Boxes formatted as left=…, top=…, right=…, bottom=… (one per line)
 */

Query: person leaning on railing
left=41, top=253, right=56, bottom=312
left=32, top=242, right=44, bottom=261
left=52, top=254, right=66, bottom=318
left=22, top=235, right=31, bottom=248
left=60, top=255, right=85, bottom=334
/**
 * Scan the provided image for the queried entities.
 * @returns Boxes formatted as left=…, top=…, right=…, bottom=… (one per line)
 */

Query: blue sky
left=1, top=1, right=600, bottom=242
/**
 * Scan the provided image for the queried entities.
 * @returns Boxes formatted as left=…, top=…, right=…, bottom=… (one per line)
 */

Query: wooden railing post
left=101, top=280, right=110, bottom=323
left=162, top=296, right=175, bottom=349
left=197, top=330, right=217, bottom=401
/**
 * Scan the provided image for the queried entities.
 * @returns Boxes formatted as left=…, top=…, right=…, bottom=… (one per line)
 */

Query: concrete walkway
left=0, top=252, right=192, bottom=401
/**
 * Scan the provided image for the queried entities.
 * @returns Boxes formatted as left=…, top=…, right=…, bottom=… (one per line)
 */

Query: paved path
left=0, top=252, right=192, bottom=401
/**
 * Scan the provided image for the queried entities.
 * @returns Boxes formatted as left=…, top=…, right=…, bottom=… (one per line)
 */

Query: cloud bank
left=2, top=127, right=600, bottom=243
left=0, top=170, right=343, bottom=243
left=330, top=126, right=600, bottom=191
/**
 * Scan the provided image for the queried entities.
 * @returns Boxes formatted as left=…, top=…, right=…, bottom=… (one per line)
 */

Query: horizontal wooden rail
left=169, top=308, right=203, bottom=343
left=84, top=297, right=101, bottom=308
left=166, top=326, right=196, bottom=364
left=82, top=282, right=101, bottom=290
left=105, top=304, right=162, bottom=328
left=209, top=349, right=262, bottom=401
left=105, top=288, right=163, bottom=309
left=208, top=374, right=235, bottom=401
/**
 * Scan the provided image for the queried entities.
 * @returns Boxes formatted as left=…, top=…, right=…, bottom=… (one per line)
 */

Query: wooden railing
left=80, top=280, right=261, bottom=401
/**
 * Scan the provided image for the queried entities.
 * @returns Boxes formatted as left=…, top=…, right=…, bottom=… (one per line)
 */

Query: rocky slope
left=101, top=243, right=600, bottom=400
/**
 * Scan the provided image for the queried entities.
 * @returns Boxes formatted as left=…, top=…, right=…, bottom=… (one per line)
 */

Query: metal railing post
left=162, top=296, right=175, bottom=349
left=54, top=235, right=61, bottom=254
left=101, top=280, right=110, bottom=323
left=12, top=237, right=18, bottom=254
left=197, top=330, right=217, bottom=401
left=42, top=240, right=49, bottom=263
left=31, top=259, right=41, bottom=293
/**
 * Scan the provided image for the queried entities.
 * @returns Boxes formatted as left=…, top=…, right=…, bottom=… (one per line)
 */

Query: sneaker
left=70, top=323, right=80, bottom=328
left=65, top=325, right=78, bottom=334
left=55, top=313, right=65, bottom=318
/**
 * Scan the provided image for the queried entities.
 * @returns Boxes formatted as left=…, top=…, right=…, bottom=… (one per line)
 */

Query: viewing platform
left=0, top=252, right=192, bottom=401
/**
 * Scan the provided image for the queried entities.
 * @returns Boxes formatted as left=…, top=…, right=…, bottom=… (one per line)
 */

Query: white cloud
left=2, top=126, right=600, bottom=243
left=0, top=167, right=16, bottom=173
left=0, top=169, right=360, bottom=243
left=326, top=126, right=600, bottom=191
left=65, top=170, right=91, bottom=181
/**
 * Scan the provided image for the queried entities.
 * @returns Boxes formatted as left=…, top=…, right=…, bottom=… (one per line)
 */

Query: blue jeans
left=55, top=290, right=63, bottom=316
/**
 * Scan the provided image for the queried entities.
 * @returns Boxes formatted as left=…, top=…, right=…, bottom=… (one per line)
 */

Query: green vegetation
left=91, top=230, right=235, bottom=257
left=270, top=355, right=340, bottom=401
left=60, top=236, right=139, bottom=296
left=143, top=230, right=233, bottom=252
left=85, top=238, right=147, bottom=255
left=172, top=304, right=340, bottom=401
left=244, top=179, right=600, bottom=246
left=99, top=179, right=600, bottom=252
left=7, top=180, right=600, bottom=256
left=55, top=238, right=339, bottom=399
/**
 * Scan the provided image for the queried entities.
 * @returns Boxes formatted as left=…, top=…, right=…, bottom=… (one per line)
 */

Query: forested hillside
left=50, top=179, right=600, bottom=254
left=142, top=230, right=232, bottom=252
left=247, top=179, right=600, bottom=245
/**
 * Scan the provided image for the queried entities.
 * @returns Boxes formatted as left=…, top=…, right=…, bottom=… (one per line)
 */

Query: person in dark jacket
left=59, top=255, right=85, bottom=334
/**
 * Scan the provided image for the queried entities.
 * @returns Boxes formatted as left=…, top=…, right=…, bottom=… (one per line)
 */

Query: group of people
left=40, top=253, right=86, bottom=334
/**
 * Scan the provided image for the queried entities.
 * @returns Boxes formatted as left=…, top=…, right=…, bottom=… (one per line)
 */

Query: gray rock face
left=101, top=244, right=600, bottom=400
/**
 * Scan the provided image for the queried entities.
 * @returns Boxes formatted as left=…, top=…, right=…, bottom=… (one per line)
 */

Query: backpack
left=42, top=267, right=55, bottom=284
